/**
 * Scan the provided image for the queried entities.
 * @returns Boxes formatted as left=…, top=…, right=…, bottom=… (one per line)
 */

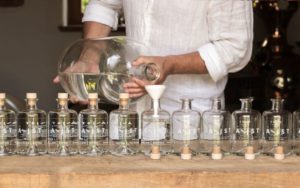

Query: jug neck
left=129, top=62, right=160, bottom=82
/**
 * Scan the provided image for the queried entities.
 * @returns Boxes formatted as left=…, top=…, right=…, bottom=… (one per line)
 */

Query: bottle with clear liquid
left=200, top=98, right=231, bottom=160
left=172, top=98, right=200, bottom=160
left=79, top=93, right=108, bottom=156
left=294, top=109, right=300, bottom=155
left=17, top=93, right=47, bottom=156
left=109, top=93, right=139, bottom=156
left=231, top=98, right=262, bottom=160
left=0, top=93, right=17, bottom=156
left=141, top=85, right=171, bottom=159
left=48, top=93, right=78, bottom=156
left=262, top=98, right=292, bottom=160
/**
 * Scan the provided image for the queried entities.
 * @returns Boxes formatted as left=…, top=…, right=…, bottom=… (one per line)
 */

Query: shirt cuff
left=198, top=43, right=227, bottom=82
left=82, top=3, right=119, bottom=30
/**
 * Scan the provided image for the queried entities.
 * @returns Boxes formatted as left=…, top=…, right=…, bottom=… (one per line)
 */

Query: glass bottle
left=79, top=93, right=108, bottom=156
left=262, top=98, right=292, bottom=160
left=17, top=93, right=47, bottom=156
left=200, top=98, right=231, bottom=160
left=141, top=85, right=171, bottom=159
left=109, top=93, right=139, bottom=156
left=294, top=109, right=300, bottom=155
left=172, top=98, right=200, bottom=160
left=48, top=93, right=78, bottom=156
left=0, top=93, right=17, bottom=156
left=231, top=98, right=262, bottom=160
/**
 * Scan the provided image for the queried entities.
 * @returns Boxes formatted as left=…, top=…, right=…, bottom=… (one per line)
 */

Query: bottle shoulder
left=79, top=109, right=108, bottom=116
left=110, top=109, right=138, bottom=116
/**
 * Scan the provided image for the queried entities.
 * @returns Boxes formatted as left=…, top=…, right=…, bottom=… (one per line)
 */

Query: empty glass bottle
left=141, top=85, right=171, bottom=159
left=17, top=93, right=47, bottom=156
left=262, top=98, right=292, bottom=160
left=0, top=93, right=17, bottom=156
left=48, top=93, right=78, bottom=156
left=172, top=98, right=200, bottom=160
left=294, top=109, right=300, bottom=155
left=109, top=93, right=139, bottom=156
left=79, top=93, right=108, bottom=156
left=200, top=98, right=231, bottom=160
left=231, top=98, right=262, bottom=160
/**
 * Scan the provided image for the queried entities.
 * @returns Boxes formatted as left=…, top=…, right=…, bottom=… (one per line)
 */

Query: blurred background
left=0, top=0, right=299, bottom=112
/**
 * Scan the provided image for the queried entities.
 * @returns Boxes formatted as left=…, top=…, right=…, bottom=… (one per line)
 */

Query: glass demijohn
left=17, top=93, right=47, bottom=156
left=231, top=98, right=262, bottom=160
left=141, top=85, right=171, bottom=159
left=79, top=93, right=108, bottom=156
left=200, top=98, right=231, bottom=160
left=58, top=37, right=160, bottom=104
left=109, top=93, right=139, bottom=156
left=48, top=93, right=78, bottom=156
left=0, top=93, right=17, bottom=156
left=172, top=98, right=200, bottom=160
left=262, top=98, right=292, bottom=160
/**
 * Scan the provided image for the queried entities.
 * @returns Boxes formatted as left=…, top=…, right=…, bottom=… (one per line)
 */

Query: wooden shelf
left=0, top=155, right=300, bottom=188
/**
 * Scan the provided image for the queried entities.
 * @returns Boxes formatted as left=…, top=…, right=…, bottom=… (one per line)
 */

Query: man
left=73, top=0, right=253, bottom=113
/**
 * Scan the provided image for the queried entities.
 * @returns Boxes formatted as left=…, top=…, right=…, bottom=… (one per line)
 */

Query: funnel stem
left=153, top=99, right=159, bottom=117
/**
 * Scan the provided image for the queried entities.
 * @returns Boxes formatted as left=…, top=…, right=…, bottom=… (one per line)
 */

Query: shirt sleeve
left=82, top=0, right=123, bottom=30
left=198, top=0, right=253, bottom=82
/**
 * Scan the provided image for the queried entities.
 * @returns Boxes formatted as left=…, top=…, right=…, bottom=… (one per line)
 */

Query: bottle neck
left=271, top=98, right=283, bottom=112
left=26, top=99, right=37, bottom=110
left=57, top=99, right=69, bottom=110
left=0, top=100, right=5, bottom=111
left=211, top=98, right=222, bottom=111
left=88, top=99, right=98, bottom=110
left=119, top=99, right=129, bottom=110
left=181, top=99, right=192, bottom=111
left=240, top=98, right=253, bottom=112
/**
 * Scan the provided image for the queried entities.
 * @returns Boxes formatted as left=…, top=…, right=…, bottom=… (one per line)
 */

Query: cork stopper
left=26, top=93, right=37, bottom=106
left=88, top=93, right=98, bottom=106
left=181, top=146, right=192, bottom=160
left=119, top=93, right=129, bottom=107
left=88, top=93, right=98, bottom=99
left=0, top=93, right=5, bottom=106
left=58, top=93, right=68, bottom=99
left=245, top=146, right=255, bottom=160
left=211, top=145, right=222, bottom=160
left=274, top=146, right=284, bottom=160
left=150, top=145, right=161, bottom=160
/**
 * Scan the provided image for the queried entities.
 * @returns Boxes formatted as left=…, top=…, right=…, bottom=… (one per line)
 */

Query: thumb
left=53, top=76, right=60, bottom=84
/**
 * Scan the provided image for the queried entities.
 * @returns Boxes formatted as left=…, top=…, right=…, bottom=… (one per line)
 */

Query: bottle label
left=173, top=115, right=198, bottom=140
left=143, top=121, right=167, bottom=141
left=109, top=115, right=138, bottom=140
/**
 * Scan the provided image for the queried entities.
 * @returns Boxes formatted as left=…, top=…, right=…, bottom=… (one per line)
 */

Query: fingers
left=123, top=78, right=148, bottom=98
left=133, top=56, right=150, bottom=66
left=53, top=76, right=60, bottom=84
left=69, top=95, right=89, bottom=105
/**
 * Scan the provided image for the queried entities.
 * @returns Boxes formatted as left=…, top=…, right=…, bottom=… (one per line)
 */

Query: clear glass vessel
left=172, top=98, right=200, bottom=160
left=141, top=85, right=171, bottom=159
left=79, top=93, right=108, bottom=156
left=262, top=98, right=292, bottom=159
left=231, top=98, right=262, bottom=160
left=48, top=93, right=78, bottom=156
left=58, top=36, right=160, bottom=103
left=17, top=93, right=47, bottom=156
left=200, top=98, right=231, bottom=160
left=294, top=109, right=300, bottom=155
left=0, top=93, right=17, bottom=156
left=109, top=93, right=139, bottom=156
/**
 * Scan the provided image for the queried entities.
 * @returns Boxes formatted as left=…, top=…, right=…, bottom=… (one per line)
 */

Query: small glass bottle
left=79, top=93, right=108, bottom=156
left=231, top=98, right=262, bottom=160
left=48, top=93, right=78, bottom=156
left=172, top=98, right=200, bottom=160
left=17, top=93, right=47, bottom=156
left=200, top=98, right=231, bottom=160
left=109, top=93, right=139, bottom=156
left=294, top=109, right=300, bottom=155
left=262, top=98, right=292, bottom=160
left=141, top=85, right=171, bottom=159
left=0, top=93, right=17, bottom=156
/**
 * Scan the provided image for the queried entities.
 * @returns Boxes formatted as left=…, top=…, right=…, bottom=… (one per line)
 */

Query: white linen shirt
left=83, top=0, right=253, bottom=113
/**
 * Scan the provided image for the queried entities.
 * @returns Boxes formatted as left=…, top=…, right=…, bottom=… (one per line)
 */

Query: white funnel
left=145, top=85, right=166, bottom=100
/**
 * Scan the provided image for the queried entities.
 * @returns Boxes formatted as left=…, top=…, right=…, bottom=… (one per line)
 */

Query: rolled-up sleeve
left=82, top=0, right=123, bottom=30
left=198, top=0, right=253, bottom=82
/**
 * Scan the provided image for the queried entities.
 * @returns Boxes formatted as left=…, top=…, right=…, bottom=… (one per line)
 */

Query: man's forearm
left=83, top=21, right=112, bottom=39
left=165, top=52, right=208, bottom=75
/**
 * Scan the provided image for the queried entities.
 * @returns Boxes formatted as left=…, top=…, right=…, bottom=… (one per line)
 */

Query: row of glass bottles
left=0, top=90, right=299, bottom=161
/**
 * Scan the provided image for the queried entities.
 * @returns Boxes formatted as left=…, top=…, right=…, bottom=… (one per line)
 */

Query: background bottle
left=172, top=98, right=200, bottom=160
left=48, top=93, right=78, bottom=156
left=79, top=93, right=108, bottom=156
left=231, top=98, right=262, bottom=160
left=262, top=98, right=292, bottom=160
left=17, top=93, right=47, bottom=156
left=293, top=109, right=300, bottom=155
left=109, top=93, right=139, bottom=156
left=200, top=98, right=231, bottom=160
left=0, top=93, right=17, bottom=156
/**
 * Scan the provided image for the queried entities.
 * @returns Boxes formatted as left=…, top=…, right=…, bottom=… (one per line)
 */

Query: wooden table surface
left=0, top=155, right=300, bottom=188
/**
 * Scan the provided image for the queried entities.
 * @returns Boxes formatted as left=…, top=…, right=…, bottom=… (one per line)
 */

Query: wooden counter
left=0, top=155, right=300, bottom=188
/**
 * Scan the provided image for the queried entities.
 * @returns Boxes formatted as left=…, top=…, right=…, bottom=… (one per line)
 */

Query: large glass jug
left=58, top=36, right=160, bottom=104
